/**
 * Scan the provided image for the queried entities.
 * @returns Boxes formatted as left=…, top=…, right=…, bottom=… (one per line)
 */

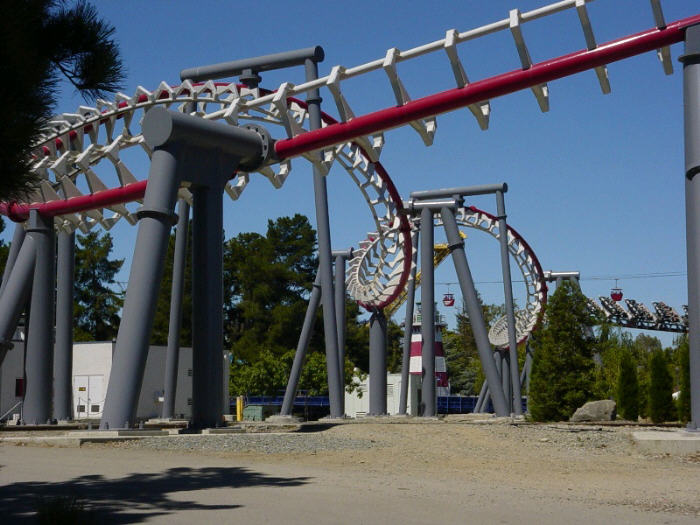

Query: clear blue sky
left=6, top=0, right=699, bottom=345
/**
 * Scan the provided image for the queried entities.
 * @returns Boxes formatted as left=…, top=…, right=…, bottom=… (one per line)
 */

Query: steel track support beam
left=306, top=59, right=344, bottom=418
left=334, top=249, right=352, bottom=403
left=53, top=230, right=74, bottom=421
left=399, top=231, right=419, bottom=415
left=0, top=236, right=35, bottom=368
left=281, top=271, right=322, bottom=416
left=162, top=199, right=190, bottom=420
left=496, top=190, right=522, bottom=415
left=682, top=24, right=700, bottom=430
left=420, top=208, right=437, bottom=417
left=23, top=211, right=55, bottom=424
left=369, top=308, right=388, bottom=416
left=441, top=206, right=509, bottom=416
left=101, top=108, right=264, bottom=429
left=0, top=223, right=26, bottom=298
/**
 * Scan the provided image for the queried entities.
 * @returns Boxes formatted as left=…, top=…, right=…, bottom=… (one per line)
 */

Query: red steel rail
left=2, top=13, right=699, bottom=220
left=274, top=13, right=700, bottom=159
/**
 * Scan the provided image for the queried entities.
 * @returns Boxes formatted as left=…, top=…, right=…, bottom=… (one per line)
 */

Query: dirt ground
left=1, top=420, right=699, bottom=524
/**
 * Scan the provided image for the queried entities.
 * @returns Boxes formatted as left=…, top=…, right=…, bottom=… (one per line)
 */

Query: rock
left=570, top=400, right=617, bottom=422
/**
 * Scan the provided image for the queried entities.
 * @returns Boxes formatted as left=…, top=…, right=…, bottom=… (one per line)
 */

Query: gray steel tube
left=23, top=211, right=55, bottom=424
left=100, top=149, right=180, bottom=430
left=496, top=190, right=522, bottom=415
left=334, top=252, right=348, bottom=396
left=162, top=199, right=190, bottom=419
left=474, top=379, right=488, bottom=413
left=410, top=183, right=507, bottom=200
left=192, top=186, right=224, bottom=428
left=142, top=107, right=264, bottom=171
left=0, top=236, right=35, bottom=351
left=306, top=59, right=343, bottom=418
left=180, top=46, right=324, bottom=82
left=0, top=223, right=26, bottom=298
left=682, top=24, right=700, bottom=430
left=420, top=207, right=436, bottom=417
left=281, top=272, right=322, bottom=416
left=441, top=206, right=509, bottom=416
left=369, top=309, right=388, bottom=415
left=398, top=231, right=419, bottom=415
left=501, top=351, right=512, bottom=412
left=53, top=231, right=74, bottom=421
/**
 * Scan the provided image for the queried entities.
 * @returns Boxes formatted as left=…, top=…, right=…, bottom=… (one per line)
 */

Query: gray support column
left=305, top=59, right=343, bottom=418
left=100, top=149, right=180, bottom=429
left=474, top=379, right=488, bottom=413
left=53, top=231, right=74, bottom=421
left=334, top=250, right=351, bottom=408
left=496, top=190, right=522, bottom=415
left=281, top=272, right=322, bottom=416
left=682, top=24, right=700, bottom=430
left=162, top=199, right=190, bottom=419
left=191, top=185, right=225, bottom=428
left=0, top=236, right=35, bottom=367
left=369, top=309, right=388, bottom=415
left=23, top=211, right=55, bottom=424
left=441, top=206, right=509, bottom=416
left=501, top=351, right=512, bottom=412
left=420, top=207, right=436, bottom=417
left=0, top=223, right=26, bottom=298
left=399, top=231, right=419, bottom=415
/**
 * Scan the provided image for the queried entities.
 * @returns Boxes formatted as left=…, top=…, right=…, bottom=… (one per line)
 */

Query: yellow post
left=236, top=396, right=244, bottom=422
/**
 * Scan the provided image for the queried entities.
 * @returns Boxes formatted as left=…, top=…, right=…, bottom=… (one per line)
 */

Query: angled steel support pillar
left=369, top=308, right=388, bottom=415
left=23, top=211, right=55, bottom=424
left=101, top=149, right=180, bottom=429
left=162, top=199, right=190, bottom=419
left=500, top=351, right=511, bottom=412
left=53, top=230, right=74, bottom=421
left=496, top=190, right=522, bottom=415
left=399, top=231, right=419, bottom=415
left=0, top=235, right=35, bottom=367
left=306, top=58, right=343, bottom=418
left=682, top=24, right=700, bottom=430
left=0, top=223, right=26, bottom=298
left=281, top=271, right=322, bottom=416
left=441, top=206, right=509, bottom=416
left=420, top=207, right=436, bottom=416
left=474, top=379, right=488, bottom=413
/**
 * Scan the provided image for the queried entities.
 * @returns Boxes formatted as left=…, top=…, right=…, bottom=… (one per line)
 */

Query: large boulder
left=570, top=400, right=617, bottom=422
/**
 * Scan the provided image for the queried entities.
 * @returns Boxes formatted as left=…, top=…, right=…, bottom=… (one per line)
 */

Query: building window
left=77, top=404, right=86, bottom=413
left=187, top=369, right=193, bottom=377
left=187, top=398, right=192, bottom=406
left=15, top=378, right=24, bottom=397
left=91, top=405, right=100, bottom=413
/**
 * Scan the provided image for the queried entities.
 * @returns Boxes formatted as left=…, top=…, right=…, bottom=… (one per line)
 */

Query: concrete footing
left=632, top=430, right=700, bottom=454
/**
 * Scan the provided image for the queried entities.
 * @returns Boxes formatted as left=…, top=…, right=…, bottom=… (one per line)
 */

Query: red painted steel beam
left=274, top=13, right=700, bottom=159
left=0, top=181, right=147, bottom=222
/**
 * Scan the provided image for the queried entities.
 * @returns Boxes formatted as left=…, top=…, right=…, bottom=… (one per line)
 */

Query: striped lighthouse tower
left=408, top=302, right=450, bottom=396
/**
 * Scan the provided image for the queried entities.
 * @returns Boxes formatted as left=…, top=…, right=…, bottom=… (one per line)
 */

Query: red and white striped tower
left=409, top=302, right=449, bottom=396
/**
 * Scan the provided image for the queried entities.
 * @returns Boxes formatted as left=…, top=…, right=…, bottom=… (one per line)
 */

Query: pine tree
left=529, top=280, right=596, bottom=421
left=0, top=1, right=123, bottom=200
left=648, top=350, right=675, bottom=424
left=73, top=231, right=123, bottom=341
left=617, top=348, right=639, bottom=421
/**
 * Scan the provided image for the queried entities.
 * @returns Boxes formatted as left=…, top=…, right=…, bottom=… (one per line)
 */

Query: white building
left=0, top=341, right=230, bottom=422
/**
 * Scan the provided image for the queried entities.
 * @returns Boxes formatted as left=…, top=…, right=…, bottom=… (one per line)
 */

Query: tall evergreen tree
left=529, top=280, right=596, bottom=421
left=617, top=348, right=639, bottom=421
left=648, top=349, right=675, bottom=424
left=73, top=231, right=123, bottom=341
left=0, top=0, right=123, bottom=200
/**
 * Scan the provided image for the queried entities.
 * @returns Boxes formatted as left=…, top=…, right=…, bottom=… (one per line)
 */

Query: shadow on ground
left=0, top=465, right=310, bottom=523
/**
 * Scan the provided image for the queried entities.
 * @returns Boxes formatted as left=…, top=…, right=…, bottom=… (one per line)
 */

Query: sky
left=5, top=0, right=699, bottom=345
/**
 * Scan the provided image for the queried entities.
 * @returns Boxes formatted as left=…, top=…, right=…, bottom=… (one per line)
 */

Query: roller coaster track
left=0, top=0, right=697, bottom=311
